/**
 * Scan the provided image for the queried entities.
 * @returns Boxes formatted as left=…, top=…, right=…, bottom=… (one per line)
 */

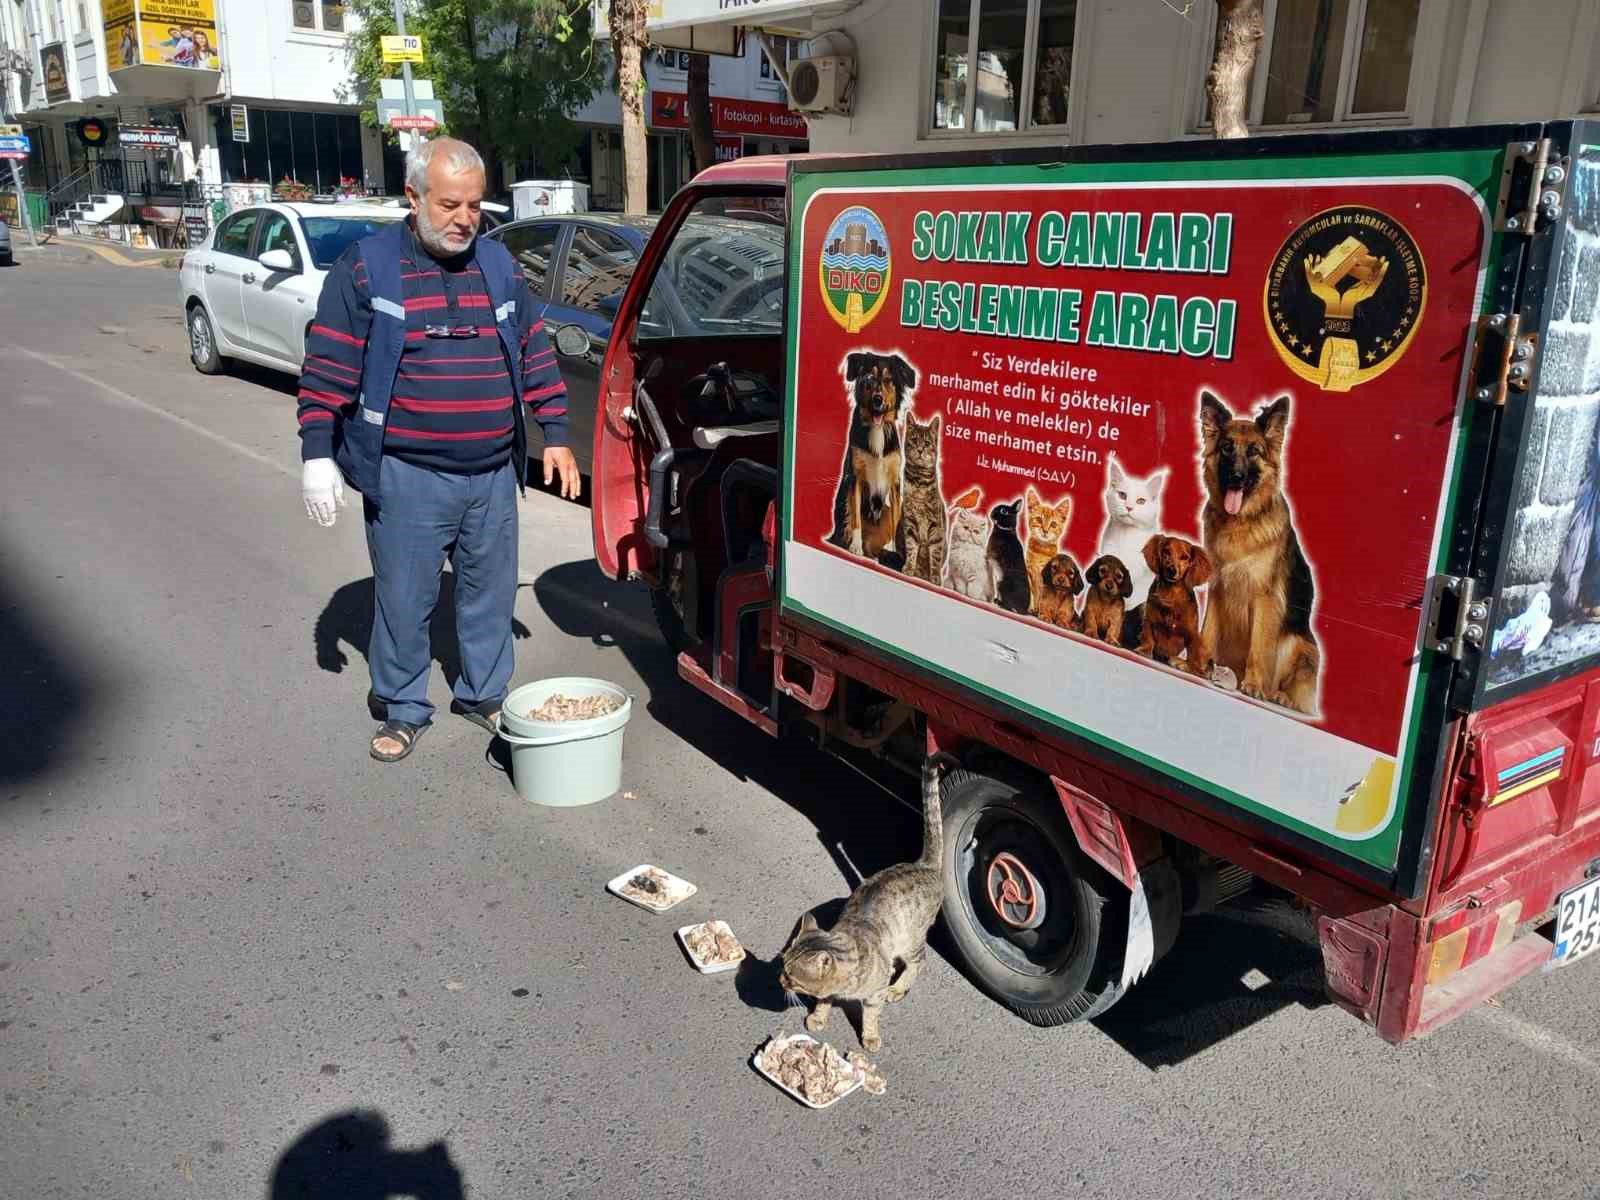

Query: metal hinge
left=1495, top=138, right=1568, bottom=234
left=1470, top=311, right=1538, bottom=406
left=1424, top=574, right=1490, bottom=660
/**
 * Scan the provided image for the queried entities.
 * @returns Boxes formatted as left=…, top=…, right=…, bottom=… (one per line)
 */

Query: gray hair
left=405, top=138, right=486, bottom=195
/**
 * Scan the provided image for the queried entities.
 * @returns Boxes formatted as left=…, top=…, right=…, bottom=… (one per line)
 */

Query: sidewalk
left=11, top=231, right=179, bottom=269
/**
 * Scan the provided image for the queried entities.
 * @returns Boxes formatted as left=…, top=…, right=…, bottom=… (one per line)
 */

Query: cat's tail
left=919, top=752, right=960, bottom=867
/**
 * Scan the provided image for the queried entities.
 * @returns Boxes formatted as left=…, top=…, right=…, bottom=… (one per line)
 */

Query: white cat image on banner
left=1097, top=454, right=1168, bottom=608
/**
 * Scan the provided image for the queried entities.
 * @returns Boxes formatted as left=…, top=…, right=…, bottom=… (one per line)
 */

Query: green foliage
left=342, top=0, right=602, bottom=186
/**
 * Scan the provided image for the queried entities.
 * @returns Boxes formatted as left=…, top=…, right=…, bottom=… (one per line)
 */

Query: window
left=302, top=216, right=400, bottom=269
left=759, top=37, right=801, bottom=81
left=214, top=210, right=262, bottom=258
left=933, top=0, right=1077, bottom=133
left=562, top=226, right=638, bottom=315
left=292, top=1, right=345, bottom=34
left=497, top=223, right=561, bottom=296
left=640, top=196, right=785, bottom=339
left=256, top=213, right=302, bottom=268
left=1199, top=0, right=1423, bottom=130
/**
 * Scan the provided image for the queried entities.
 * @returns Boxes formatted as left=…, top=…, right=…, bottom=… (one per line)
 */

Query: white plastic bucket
left=498, top=677, right=632, bottom=807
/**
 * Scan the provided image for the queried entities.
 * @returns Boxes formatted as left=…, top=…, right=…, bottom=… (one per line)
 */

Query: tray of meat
left=751, top=1034, right=863, bottom=1110
left=676, top=919, right=747, bottom=974
left=605, top=865, right=697, bottom=913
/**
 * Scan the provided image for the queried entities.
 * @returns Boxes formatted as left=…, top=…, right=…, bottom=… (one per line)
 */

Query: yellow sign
left=381, top=34, right=425, bottom=63
left=105, top=0, right=222, bottom=72
left=0, top=125, right=20, bottom=138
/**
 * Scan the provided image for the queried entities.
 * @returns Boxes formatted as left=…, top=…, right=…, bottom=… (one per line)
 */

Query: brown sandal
left=370, top=720, right=424, bottom=762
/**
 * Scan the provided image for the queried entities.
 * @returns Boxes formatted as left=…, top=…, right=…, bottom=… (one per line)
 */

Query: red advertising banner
left=781, top=151, right=1498, bottom=870
left=650, top=90, right=808, bottom=140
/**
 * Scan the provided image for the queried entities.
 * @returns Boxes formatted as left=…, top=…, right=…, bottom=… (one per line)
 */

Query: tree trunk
left=686, top=53, right=717, bottom=176
left=611, top=0, right=649, bottom=214
left=1207, top=0, right=1264, bottom=140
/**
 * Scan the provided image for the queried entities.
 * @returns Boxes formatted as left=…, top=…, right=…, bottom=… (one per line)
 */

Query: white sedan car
left=180, top=201, right=402, bottom=375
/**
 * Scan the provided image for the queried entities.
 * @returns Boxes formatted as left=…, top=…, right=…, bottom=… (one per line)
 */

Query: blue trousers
left=364, top=455, right=518, bottom=727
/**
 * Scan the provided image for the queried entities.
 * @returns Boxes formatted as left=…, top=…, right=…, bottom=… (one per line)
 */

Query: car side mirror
left=258, top=248, right=298, bottom=274
left=553, top=323, right=592, bottom=358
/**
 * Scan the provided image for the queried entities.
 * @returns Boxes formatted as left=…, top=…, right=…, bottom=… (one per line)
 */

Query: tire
left=939, top=766, right=1124, bottom=1026
left=188, top=305, right=226, bottom=375
left=649, top=549, right=699, bottom=653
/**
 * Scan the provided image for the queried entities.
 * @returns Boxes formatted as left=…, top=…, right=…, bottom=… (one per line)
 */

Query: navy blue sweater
left=297, top=225, right=567, bottom=472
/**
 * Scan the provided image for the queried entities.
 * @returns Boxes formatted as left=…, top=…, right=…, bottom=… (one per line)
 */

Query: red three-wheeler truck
left=584, top=121, right=1600, bottom=1041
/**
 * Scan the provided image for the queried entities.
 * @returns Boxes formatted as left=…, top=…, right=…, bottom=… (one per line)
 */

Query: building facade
left=0, top=0, right=381, bottom=238
left=632, top=0, right=1600, bottom=158
left=574, top=37, right=809, bottom=211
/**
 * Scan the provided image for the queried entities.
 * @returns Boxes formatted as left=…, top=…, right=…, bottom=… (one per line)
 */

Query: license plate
left=1553, top=877, right=1600, bottom=966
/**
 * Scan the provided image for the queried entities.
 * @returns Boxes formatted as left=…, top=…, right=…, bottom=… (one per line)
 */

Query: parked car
left=180, top=201, right=403, bottom=377
left=0, top=217, right=13, bottom=266
left=486, top=208, right=784, bottom=475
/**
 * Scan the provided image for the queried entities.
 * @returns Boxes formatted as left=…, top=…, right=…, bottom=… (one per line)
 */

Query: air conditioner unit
left=788, top=54, right=853, bottom=116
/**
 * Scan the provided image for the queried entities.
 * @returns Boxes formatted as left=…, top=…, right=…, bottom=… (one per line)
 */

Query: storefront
left=208, top=104, right=369, bottom=195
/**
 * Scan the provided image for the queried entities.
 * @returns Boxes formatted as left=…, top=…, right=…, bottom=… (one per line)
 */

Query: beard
left=415, top=206, right=474, bottom=258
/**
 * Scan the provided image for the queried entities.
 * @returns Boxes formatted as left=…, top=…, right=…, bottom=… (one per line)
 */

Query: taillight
left=1427, top=899, right=1523, bottom=984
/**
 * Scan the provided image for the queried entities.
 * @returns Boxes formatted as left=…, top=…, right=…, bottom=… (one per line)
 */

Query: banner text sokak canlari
left=898, top=209, right=1237, bottom=359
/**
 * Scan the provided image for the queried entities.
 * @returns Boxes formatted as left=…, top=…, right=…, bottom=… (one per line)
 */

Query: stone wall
left=1497, top=153, right=1600, bottom=623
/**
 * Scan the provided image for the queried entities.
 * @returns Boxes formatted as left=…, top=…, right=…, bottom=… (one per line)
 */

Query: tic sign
left=381, top=34, right=423, bottom=63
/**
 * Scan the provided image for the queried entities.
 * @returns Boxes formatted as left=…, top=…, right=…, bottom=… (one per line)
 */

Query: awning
left=594, top=0, right=861, bottom=51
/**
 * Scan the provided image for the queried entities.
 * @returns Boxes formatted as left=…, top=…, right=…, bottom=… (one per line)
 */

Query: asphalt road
left=3, top=248, right=1600, bottom=1200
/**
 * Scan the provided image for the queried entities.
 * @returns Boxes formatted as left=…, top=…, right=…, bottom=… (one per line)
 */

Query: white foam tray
left=751, top=1034, right=862, bottom=1110
left=605, top=864, right=697, bottom=913
left=676, top=920, right=747, bottom=974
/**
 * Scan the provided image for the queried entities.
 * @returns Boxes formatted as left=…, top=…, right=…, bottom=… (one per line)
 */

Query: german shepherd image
left=1197, top=390, right=1320, bottom=714
left=828, top=352, right=915, bottom=560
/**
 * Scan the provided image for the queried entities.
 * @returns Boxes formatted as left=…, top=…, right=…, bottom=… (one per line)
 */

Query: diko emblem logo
left=819, top=205, right=891, bottom=333
left=1264, top=205, right=1426, bottom=393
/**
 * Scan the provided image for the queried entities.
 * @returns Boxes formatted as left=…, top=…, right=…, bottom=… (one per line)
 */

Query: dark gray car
left=0, top=218, right=13, bottom=266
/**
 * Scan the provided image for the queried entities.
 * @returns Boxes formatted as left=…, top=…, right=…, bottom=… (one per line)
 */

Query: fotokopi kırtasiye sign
left=781, top=150, right=1499, bottom=873
left=104, top=0, right=222, bottom=71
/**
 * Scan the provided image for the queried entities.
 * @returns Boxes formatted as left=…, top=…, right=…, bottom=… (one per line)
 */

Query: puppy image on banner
left=1197, top=390, right=1321, bottom=714
left=1034, top=553, right=1084, bottom=630
left=1137, top=535, right=1211, bottom=674
left=828, top=351, right=915, bottom=560
left=1082, top=555, right=1134, bottom=645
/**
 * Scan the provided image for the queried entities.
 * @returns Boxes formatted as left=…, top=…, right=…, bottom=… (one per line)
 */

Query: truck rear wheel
left=940, top=767, right=1123, bottom=1026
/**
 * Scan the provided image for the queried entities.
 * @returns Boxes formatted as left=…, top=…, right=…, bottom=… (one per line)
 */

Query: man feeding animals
left=296, top=137, right=578, bottom=763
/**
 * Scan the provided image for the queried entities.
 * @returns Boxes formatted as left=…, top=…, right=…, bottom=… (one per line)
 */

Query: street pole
left=8, top=157, right=37, bottom=247
left=392, top=0, right=417, bottom=151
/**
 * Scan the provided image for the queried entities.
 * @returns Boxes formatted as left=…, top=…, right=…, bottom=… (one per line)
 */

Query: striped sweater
left=297, top=226, right=567, bottom=472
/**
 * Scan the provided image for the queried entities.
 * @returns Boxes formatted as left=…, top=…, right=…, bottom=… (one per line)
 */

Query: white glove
left=302, top=458, right=346, bottom=527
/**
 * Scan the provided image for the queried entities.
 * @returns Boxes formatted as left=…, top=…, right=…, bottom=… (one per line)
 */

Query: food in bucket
left=681, top=919, right=746, bottom=968
left=757, top=1035, right=860, bottom=1107
left=528, top=692, right=623, bottom=722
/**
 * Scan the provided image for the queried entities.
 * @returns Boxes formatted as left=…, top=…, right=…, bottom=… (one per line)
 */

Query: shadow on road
left=530, top=557, right=1329, bottom=1067
left=227, top=359, right=300, bottom=398
left=0, top=569, right=94, bottom=790
left=270, top=1110, right=464, bottom=1199
left=313, top=573, right=531, bottom=695
left=1092, top=907, right=1330, bottom=1069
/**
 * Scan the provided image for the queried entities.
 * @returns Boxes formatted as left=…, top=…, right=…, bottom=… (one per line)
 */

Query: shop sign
left=105, top=0, right=222, bottom=71
left=120, top=125, right=182, bottom=149
left=41, top=43, right=70, bottom=103
left=230, top=104, right=249, bottom=143
left=650, top=91, right=807, bottom=139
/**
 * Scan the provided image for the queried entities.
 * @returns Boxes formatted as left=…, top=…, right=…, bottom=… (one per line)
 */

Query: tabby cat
left=779, top=754, right=954, bottom=1052
left=898, top=414, right=948, bottom=584
left=1023, top=486, right=1072, bottom=611
left=986, top=499, right=1032, bottom=614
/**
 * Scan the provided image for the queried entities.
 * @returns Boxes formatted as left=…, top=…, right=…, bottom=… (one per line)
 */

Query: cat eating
left=779, top=753, right=955, bottom=1052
